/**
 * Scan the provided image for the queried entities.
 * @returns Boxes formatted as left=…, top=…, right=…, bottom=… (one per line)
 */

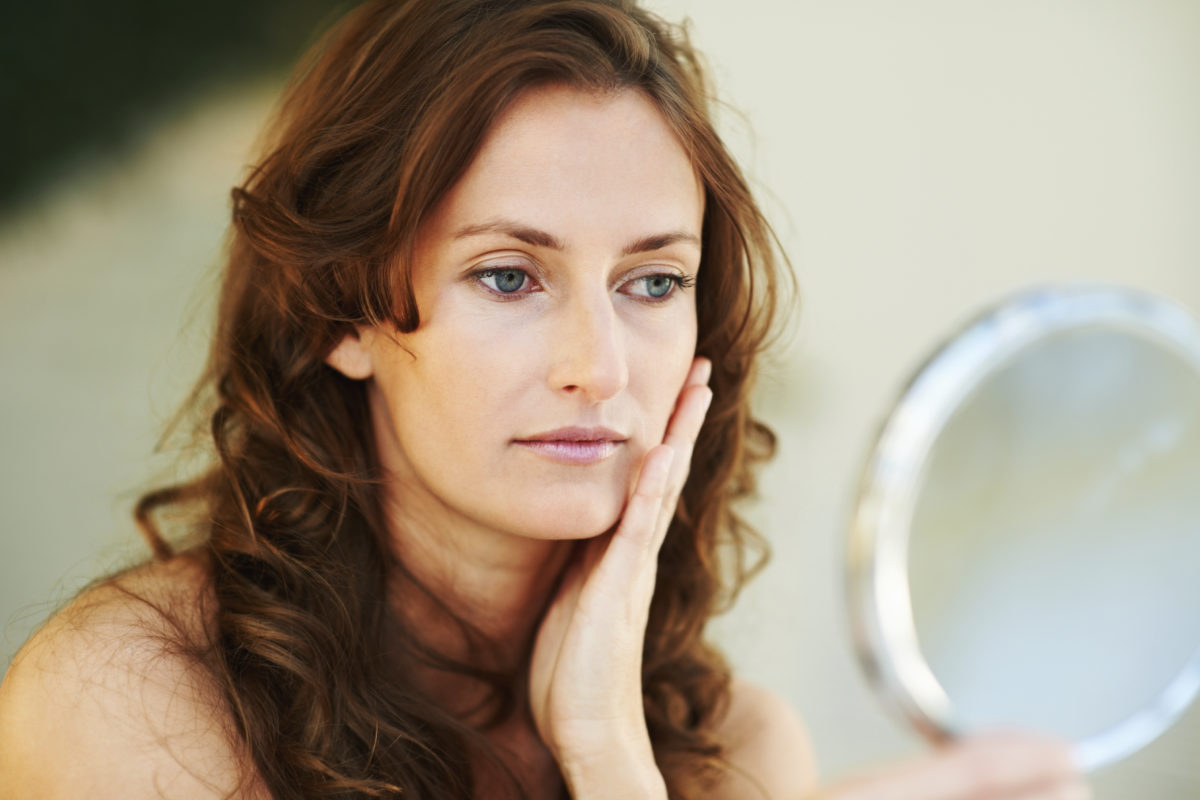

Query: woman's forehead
left=420, top=84, right=704, bottom=251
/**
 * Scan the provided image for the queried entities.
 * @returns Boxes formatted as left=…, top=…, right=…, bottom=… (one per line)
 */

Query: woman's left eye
left=626, top=273, right=689, bottom=300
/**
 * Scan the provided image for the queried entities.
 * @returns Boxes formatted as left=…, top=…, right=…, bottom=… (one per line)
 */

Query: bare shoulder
left=708, top=677, right=818, bottom=800
left=0, top=552, right=264, bottom=799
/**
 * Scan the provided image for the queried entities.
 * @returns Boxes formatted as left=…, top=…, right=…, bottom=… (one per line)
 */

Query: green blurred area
left=0, top=0, right=349, bottom=213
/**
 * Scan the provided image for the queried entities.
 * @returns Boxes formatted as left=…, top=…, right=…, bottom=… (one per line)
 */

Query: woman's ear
left=325, top=330, right=374, bottom=380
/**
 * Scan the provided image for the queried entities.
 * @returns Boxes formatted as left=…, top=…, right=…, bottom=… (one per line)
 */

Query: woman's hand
left=529, top=356, right=713, bottom=799
left=811, top=732, right=1089, bottom=800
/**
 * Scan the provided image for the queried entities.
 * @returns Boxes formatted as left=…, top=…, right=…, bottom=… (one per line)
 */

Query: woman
left=0, top=1, right=1088, bottom=798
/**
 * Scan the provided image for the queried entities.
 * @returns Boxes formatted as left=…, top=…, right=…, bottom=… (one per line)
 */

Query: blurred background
left=2, top=0, right=1199, bottom=795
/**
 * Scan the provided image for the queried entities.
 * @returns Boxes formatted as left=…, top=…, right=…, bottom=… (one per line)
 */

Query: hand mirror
left=847, top=285, right=1200, bottom=770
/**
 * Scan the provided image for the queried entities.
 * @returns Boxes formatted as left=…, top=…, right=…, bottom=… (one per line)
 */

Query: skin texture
left=0, top=557, right=272, bottom=800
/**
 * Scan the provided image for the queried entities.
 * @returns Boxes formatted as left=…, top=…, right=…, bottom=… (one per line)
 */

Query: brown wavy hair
left=135, top=0, right=789, bottom=797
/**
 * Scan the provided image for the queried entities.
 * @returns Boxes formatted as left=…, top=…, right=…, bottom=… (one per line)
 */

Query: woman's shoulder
left=708, top=676, right=819, bottom=800
left=2, top=552, right=216, bottom=689
left=0, top=552, right=263, bottom=799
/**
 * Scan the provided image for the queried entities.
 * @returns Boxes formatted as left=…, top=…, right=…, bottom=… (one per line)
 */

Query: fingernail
left=702, top=387, right=714, bottom=412
left=698, top=358, right=713, bottom=385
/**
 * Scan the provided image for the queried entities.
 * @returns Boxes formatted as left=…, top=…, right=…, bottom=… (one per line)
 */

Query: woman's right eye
left=476, top=267, right=535, bottom=296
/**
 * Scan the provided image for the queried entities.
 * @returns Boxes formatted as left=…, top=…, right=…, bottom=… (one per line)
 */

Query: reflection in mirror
left=848, top=286, right=1200, bottom=771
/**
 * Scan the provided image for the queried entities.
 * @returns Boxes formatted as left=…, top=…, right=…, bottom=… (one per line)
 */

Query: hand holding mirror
left=847, top=285, right=1200, bottom=771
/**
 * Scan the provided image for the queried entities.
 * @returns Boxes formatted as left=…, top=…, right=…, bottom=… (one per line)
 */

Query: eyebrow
left=619, top=231, right=701, bottom=257
left=453, top=219, right=700, bottom=256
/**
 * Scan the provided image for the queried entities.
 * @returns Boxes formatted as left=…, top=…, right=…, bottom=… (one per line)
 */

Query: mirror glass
left=848, top=286, right=1200, bottom=769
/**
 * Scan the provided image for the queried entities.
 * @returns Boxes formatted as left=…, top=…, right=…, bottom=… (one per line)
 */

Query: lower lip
left=514, top=440, right=622, bottom=465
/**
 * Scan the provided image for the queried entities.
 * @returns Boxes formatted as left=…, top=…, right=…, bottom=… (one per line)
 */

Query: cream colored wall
left=0, top=84, right=275, bottom=656
left=2, top=1, right=1198, bottom=795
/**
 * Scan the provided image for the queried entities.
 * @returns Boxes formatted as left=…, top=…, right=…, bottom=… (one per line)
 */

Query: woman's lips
left=513, top=427, right=626, bottom=465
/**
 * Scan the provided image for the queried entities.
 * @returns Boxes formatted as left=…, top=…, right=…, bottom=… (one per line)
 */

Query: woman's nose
left=546, top=290, right=629, bottom=402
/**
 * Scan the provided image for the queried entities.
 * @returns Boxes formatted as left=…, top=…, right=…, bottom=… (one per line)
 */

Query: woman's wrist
left=559, top=734, right=668, bottom=800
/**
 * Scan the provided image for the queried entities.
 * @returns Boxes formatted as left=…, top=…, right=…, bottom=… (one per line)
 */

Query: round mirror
left=847, top=285, right=1200, bottom=770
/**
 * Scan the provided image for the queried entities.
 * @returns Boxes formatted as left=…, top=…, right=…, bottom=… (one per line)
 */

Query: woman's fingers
left=621, top=444, right=676, bottom=555
left=1012, top=784, right=1092, bottom=800
left=821, top=732, right=1085, bottom=800
left=618, top=358, right=711, bottom=552
left=590, top=444, right=676, bottom=603
left=652, top=357, right=712, bottom=545
left=946, top=732, right=1081, bottom=799
left=594, top=357, right=710, bottom=587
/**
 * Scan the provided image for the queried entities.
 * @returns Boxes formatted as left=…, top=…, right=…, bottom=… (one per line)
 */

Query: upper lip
left=515, top=426, right=628, bottom=443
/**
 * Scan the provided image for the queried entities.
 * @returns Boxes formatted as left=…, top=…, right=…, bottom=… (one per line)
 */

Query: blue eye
left=643, top=275, right=676, bottom=298
left=627, top=273, right=691, bottom=300
left=479, top=268, right=529, bottom=294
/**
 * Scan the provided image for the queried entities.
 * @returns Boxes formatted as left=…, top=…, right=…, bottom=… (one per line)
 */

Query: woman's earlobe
left=325, top=332, right=375, bottom=380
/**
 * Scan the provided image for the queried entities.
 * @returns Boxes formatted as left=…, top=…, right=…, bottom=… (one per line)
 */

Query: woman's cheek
left=644, top=320, right=698, bottom=430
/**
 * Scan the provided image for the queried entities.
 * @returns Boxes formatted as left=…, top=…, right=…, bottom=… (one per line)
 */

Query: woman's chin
left=497, top=492, right=625, bottom=542
left=515, top=511, right=622, bottom=542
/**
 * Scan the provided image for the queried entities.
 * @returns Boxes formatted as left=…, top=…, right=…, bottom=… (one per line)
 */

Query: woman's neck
left=381, top=479, right=574, bottom=712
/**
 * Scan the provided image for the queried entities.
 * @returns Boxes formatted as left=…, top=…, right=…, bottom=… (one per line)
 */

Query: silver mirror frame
left=846, top=284, right=1200, bottom=770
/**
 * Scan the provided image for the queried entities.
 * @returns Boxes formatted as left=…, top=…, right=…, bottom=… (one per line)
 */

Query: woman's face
left=336, top=85, right=702, bottom=542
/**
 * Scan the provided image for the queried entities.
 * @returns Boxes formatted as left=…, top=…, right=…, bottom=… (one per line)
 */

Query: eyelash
left=472, top=267, right=695, bottom=302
